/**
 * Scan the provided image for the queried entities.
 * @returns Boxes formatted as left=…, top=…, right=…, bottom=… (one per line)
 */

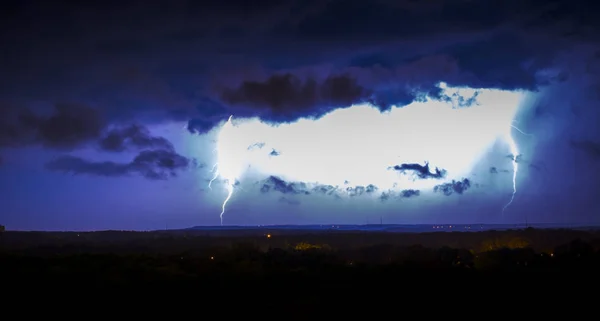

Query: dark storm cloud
left=312, top=184, right=339, bottom=196
left=187, top=118, right=220, bottom=135
left=379, top=191, right=393, bottom=202
left=379, top=189, right=421, bottom=202
left=272, top=0, right=549, bottom=44
left=260, top=176, right=310, bottom=195
left=45, top=150, right=191, bottom=180
left=346, top=186, right=365, bottom=197
left=0, top=103, right=105, bottom=149
left=259, top=175, right=468, bottom=201
left=365, top=184, right=378, bottom=193
left=439, top=34, right=541, bottom=90
left=390, top=162, right=447, bottom=179
left=98, top=124, right=174, bottom=152
left=186, top=98, right=230, bottom=134
left=570, top=140, right=600, bottom=160
left=198, top=0, right=596, bottom=126
left=257, top=175, right=431, bottom=203
left=434, top=179, right=472, bottom=196
left=310, top=183, right=380, bottom=199
left=0, top=103, right=182, bottom=155
left=0, top=101, right=192, bottom=178
left=219, top=73, right=369, bottom=122
left=259, top=176, right=381, bottom=199
left=439, top=90, right=481, bottom=109
left=344, top=185, right=378, bottom=197
left=207, top=32, right=560, bottom=127
left=401, top=189, right=421, bottom=198
left=2, top=0, right=599, bottom=134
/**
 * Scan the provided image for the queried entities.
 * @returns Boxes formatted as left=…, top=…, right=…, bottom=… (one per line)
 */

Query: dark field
left=1, top=227, right=598, bottom=313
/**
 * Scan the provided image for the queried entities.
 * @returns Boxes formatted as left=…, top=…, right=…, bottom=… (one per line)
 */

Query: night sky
left=1, top=0, right=600, bottom=231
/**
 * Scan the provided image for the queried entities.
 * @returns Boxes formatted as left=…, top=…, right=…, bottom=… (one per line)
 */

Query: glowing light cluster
left=210, top=83, right=526, bottom=224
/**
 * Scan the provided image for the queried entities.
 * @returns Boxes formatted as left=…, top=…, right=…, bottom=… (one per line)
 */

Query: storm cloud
left=1, top=0, right=595, bottom=135
left=46, top=149, right=191, bottom=180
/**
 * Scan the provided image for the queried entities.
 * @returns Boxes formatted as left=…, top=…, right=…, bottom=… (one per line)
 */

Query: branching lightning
left=207, top=160, right=233, bottom=224
left=208, top=163, right=219, bottom=190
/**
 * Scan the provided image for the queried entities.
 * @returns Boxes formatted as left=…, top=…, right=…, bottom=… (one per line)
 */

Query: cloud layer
left=0, top=102, right=192, bottom=180
left=2, top=0, right=592, bottom=136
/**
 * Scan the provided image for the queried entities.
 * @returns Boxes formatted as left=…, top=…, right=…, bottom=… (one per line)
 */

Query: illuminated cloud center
left=213, top=84, right=524, bottom=221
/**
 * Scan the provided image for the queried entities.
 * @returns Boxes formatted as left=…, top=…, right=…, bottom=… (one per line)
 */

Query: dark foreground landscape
left=1, top=225, right=599, bottom=313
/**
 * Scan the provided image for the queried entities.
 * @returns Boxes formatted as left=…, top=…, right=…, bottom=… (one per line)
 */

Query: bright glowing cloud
left=211, top=83, right=527, bottom=224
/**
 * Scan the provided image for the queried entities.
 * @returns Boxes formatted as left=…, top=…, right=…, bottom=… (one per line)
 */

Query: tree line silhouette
left=2, top=227, right=597, bottom=311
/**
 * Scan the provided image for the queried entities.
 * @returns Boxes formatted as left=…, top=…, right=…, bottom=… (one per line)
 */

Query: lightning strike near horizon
left=502, top=123, right=535, bottom=218
left=220, top=180, right=234, bottom=225
left=207, top=158, right=233, bottom=225
left=502, top=131, right=519, bottom=218
left=213, top=115, right=239, bottom=225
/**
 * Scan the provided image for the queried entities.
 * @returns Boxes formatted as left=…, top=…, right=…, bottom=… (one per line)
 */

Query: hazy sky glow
left=1, top=0, right=600, bottom=230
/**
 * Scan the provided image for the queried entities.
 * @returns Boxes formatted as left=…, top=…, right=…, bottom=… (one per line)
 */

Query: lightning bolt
left=207, top=163, right=233, bottom=225
left=510, top=124, right=533, bottom=136
left=502, top=123, right=531, bottom=219
left=208, top=163, right=219, bottom=190
left=502, top=134, right=519, bottom=218
left=220, top=180, right=234, bottom=226
left=213, top=115, right=236, bottom=225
